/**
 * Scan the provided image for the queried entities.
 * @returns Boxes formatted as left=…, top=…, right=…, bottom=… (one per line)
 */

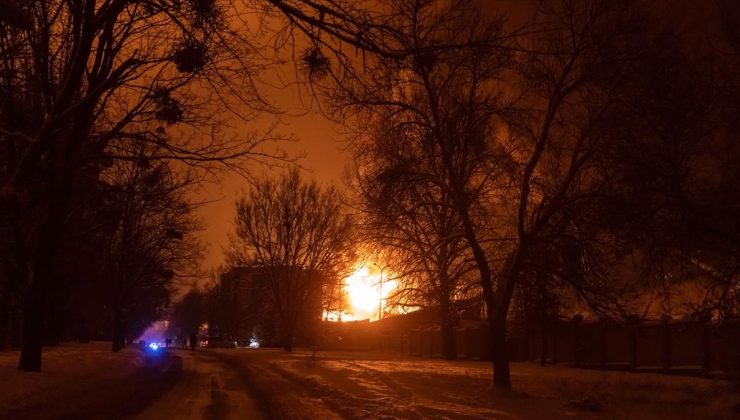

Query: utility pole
left=338, top=276, right=343, bottom=322
left=374, top=263, right=389, bottom=321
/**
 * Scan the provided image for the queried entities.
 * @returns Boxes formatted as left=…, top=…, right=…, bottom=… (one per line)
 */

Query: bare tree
left=169, top=286, right=206, bottom=343
left=101, top=150, right=202, bottom=351
left=273, top=0, right=680, bottom=388
left=0, top=0, right=282, bottom=371
left=469, top=0, right=675, bottom=387
left=0, top=0, right=515, bottom=374
left=228, top=169, right=353, bottom=351
left=350, top=119, right=480, bottom=360
left=312, top=0, right=515, bottom=385
left=596, top=0, right=740, bottom=322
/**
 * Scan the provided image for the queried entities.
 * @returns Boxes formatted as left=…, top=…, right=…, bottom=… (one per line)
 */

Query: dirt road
left=129, top=350, right=268, bottom=420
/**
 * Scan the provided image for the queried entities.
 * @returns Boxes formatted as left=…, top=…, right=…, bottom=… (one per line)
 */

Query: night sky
left=193, top=0, right=536, bottom=272
left=193, top=0, right=726, bottom=274
left=195, top=107, right=345, bottom=271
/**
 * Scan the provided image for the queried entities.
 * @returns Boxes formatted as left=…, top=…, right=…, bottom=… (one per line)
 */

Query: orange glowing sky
left=191, top=6, right=351, bottom=273
left=181, top=1, right=529, bottom=279
left=188, top=0, right=720, bottom=278
left=194, top=109, right=347, bottom=271
left=190, top=0, right=538, bottom=275
left=187, top=0, right=551, bottom=279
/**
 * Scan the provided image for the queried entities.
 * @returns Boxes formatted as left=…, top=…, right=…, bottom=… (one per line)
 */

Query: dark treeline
left=0, top=151, right=201, bottom=350
left=0, top=0, right=286, bottom=372
left=168, top=170, right=353, bottom=351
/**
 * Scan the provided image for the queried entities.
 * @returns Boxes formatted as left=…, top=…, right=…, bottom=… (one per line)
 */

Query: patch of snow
left=0, top=342, right=145, bottom=418
left=229, top=349, right=739, bottom=419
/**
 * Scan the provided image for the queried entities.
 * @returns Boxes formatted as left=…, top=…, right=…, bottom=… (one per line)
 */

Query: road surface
left=130, top=349, right=268, bottom=420
left=127, top=348, right=341, bottom=420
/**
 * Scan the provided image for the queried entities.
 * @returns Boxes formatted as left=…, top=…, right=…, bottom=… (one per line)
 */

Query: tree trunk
left=77, top=316, right=89, bottom=343
left=18, top=277, right=45, bottom=371
left=0, top=293, right=7, bottom=349
left=14, top=141, right=77, bottom=369
left=18, top=195, right=67, bottom=371
left=112, top=308, right=126, bottom=352
left=282, top=322, right=294, bottom=352
left=10, top=299, right=21, bottom=348
left=486, top=249, right=525, bottom=390
left=456, top=178, right=525, bottom=389
left=439, top=297, right=456, bottom=360
left=441, top=321, right=457, bottom=360
left=491, top=316, right=511, bottom=388
left=540, top=321, right=548, bottom=366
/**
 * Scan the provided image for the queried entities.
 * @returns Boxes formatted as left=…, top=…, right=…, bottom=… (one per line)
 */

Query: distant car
left=235, top=338, right=260, bottom=348
left=200, top=336, right=236, bottom=348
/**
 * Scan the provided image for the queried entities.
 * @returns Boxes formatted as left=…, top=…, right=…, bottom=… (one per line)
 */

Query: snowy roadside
left=0, top=342, right=181, bottom=419
left=221, top=349, right=739, bottom=419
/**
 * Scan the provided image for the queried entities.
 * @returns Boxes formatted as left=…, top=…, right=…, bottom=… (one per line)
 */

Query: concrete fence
left=528, top=319, right=740, bottom=377
left=401, top=325, right=493, bottom=359
left=373, top=319, right=740, bottom=378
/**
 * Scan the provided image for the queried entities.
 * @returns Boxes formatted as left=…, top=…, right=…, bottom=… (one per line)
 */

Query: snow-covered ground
left=2, top=344, right=737, bottom=419
left=0, top=342, right=178, bottom=419
left=220, top=348, right=739, bottom=419
left=131, top=350, right=266, bottom=420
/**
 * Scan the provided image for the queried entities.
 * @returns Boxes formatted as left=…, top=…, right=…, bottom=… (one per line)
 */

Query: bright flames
left=333, top=265, right=398, bottom=322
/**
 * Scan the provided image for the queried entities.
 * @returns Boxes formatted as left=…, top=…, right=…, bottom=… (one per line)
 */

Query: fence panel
left=669, top=322, right=703, bottom=368
left=604, top=325, right=631, bottom=368
left=635, top=324, right=664, bottom=369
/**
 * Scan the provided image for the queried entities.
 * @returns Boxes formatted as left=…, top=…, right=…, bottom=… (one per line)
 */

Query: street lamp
left=374, top=262, right=389, bottom=321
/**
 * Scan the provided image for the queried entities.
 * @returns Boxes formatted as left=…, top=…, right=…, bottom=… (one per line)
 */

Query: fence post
left=466, top=327, right=472, bottom=359
left=629, top=324, right=637, bottom=370
left=600, top=323, right=607, bottom=368
left=552, top=320, right=559, bottom=365
left=662, top=318, right=671, bottom=372
left=701, top=322, right=711, bottom=375
left=573, top=316, right=582, bottom=367
left=425, top=330, right=431, bottom=357
left=540, top=322, right=548, bottom=366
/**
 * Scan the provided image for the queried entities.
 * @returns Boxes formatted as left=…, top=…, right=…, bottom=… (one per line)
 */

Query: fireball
left=342, top=265, right=397, bottom=321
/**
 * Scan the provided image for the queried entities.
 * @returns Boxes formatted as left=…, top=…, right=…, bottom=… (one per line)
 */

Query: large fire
left=333, top=265, right=398, bottom=322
